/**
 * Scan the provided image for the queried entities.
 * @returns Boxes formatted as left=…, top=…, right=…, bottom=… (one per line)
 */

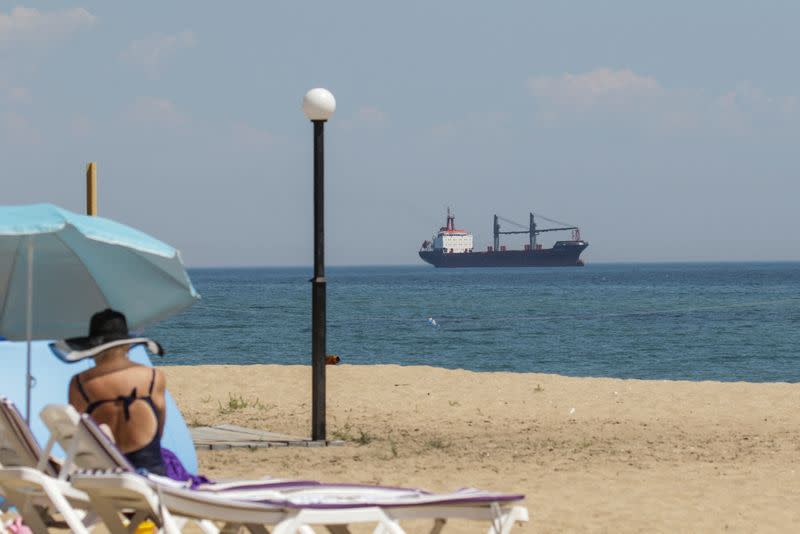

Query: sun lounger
left=43, top=404, right=528, bottom=533
left=0, top=396, right=97, bottom=533
left=75, top=469, right=529, bottom=534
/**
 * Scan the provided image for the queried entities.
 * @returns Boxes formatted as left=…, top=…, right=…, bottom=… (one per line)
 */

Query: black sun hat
left=49, top=308, right=164, bottom=362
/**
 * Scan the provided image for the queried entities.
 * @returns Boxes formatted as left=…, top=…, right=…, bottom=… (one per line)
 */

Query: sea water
left=146, top=263, right=800, bottom=382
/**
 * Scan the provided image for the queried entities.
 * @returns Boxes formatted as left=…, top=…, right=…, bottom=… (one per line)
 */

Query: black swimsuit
left=75, top=368, right=165, bottom=475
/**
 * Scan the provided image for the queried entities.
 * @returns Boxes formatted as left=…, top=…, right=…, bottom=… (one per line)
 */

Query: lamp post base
left=311, top=276, right=326, bottom=441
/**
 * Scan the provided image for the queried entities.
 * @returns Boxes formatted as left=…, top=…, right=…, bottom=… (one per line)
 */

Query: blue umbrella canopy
left=0, top=203, right=199, bottom=421
left=0, top=203, right=198, bottom=339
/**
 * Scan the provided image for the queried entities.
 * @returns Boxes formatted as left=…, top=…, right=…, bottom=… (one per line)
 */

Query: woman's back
left=69, top=359, right=166, bottom=473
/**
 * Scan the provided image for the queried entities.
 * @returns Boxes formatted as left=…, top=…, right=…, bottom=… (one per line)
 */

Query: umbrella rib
left=53, top=230, right=112, bottom=310
left=0, top=238, right=26, bottom=336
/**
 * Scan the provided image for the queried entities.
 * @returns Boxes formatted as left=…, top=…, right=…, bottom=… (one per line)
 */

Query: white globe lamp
left=303, top=88, right=336, bottom=121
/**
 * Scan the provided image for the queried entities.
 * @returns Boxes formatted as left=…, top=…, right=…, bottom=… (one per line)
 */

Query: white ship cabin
left=433, top=209, right=474, bottom=253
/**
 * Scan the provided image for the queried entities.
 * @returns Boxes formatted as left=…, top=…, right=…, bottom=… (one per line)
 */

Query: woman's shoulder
left=83, top=361, right=151, bottom=381
left=124, top=363, right=166, bottom=388
left=127, top=363, right=163, bottom=381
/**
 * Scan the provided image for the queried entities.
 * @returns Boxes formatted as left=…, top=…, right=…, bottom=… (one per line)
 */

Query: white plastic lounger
left=44, top=404, right=528, bottom=534
left=72, top=470, right=529, bottom=534
left=0, top=396, right=97, bottom=534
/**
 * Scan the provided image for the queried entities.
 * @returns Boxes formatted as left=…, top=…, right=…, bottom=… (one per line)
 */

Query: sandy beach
left=160, top=364, right=800, bottom=533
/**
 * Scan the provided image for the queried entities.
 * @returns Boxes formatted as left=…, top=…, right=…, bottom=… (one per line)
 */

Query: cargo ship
left=418, top=208, right=588, bottom=268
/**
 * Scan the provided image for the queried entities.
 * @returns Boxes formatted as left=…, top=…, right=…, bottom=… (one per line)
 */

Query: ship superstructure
left=419, top=209, right=588, bottom=268
left=431, top=208, right=474, bottom=253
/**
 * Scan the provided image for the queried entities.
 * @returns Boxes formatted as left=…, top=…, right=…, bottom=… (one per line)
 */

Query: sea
left=146, top=263, right=800, bottom=382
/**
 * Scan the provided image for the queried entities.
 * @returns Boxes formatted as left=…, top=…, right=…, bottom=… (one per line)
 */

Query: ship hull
left=419, top=242, right=588, bottom=268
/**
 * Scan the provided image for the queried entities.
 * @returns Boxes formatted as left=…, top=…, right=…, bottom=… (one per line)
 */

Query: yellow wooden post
left=86, top=162, right=97, bottom=216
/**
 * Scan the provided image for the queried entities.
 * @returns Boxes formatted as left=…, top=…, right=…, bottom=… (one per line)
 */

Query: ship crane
left=493, top=213, right=580, bottom=251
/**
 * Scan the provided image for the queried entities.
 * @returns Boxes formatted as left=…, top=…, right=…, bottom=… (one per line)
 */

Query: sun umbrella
left=0, top=203, right=199, bottom=421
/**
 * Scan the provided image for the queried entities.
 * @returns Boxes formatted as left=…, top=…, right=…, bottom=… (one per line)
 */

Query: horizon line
left=185, top=259, right=800, bottom=270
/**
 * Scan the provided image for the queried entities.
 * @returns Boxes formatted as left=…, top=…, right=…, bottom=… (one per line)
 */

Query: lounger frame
left=0, top=397, right=96, bottom=533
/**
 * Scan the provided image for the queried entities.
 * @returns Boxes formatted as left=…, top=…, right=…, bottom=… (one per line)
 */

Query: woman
left=65, top=309, right=167, bottom=475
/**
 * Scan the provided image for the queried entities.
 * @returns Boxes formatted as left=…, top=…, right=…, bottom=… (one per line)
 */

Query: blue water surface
left=146, top=263, right=800, bottom=382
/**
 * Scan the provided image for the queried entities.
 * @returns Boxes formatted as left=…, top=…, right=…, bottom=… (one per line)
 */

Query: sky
left=2, top=1, right=799, bottom=266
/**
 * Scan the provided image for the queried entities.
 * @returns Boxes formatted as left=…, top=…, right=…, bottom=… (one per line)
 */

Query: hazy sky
left=3, top=2, right=799, bottom=266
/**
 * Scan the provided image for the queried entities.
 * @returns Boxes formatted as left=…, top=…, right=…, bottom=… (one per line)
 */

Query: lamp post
left=303, top=87, right=336, bottom=441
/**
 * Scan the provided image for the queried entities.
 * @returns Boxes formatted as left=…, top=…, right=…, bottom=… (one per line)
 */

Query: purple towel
left=162, top=447, right=212, bottom=488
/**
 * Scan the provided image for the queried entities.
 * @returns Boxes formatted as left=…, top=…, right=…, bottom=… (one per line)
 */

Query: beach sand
left=161, top=364, right=800, bottom=533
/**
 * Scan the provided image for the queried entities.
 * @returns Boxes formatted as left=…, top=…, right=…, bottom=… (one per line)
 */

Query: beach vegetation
left=330, top=429, right=348, bottom=441
left=217, top=393, right=272, bottom=414
left=330, top=420, right=353, bottom=441
left=355, top=430, right=375, bottom=445
left=331, top=420, right=376, bottom=445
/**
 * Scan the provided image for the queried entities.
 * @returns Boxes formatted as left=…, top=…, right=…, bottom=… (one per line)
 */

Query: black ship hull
left=419, top=241, right=588, bottom=268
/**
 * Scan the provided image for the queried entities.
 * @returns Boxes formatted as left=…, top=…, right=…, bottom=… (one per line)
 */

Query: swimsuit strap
left=84, top=387, right=139, bottom=420
left=116, top=387, right=139, bottom=421
left=80, top=368, right=158, bottom=422
left=84, top=399, right=107, bottom=415
left=75, top=374, right=91, bottom=403
left=148, top=368, right=156, bottom=395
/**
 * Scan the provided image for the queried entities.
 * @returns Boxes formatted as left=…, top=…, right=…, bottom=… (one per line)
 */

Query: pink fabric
left=6, top=517, right=33, bottom=534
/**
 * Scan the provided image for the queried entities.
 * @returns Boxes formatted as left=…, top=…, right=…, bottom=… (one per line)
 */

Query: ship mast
left=493, top=215, right=500, bottom=251
left=529, top=212, right=536, bottom=250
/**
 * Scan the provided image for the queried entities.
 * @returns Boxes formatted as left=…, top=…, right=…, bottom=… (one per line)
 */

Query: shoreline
left=158, top=361, right=800, bottom=385
left=163, top=364, right=800, bottom=532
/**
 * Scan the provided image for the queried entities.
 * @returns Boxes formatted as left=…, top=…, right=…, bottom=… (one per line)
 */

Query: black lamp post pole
left=311, top=119, right=327, bottom=441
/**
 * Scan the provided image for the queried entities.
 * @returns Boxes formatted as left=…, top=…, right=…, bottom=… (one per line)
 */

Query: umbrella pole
left=25, top=238, right=33, bottom=424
